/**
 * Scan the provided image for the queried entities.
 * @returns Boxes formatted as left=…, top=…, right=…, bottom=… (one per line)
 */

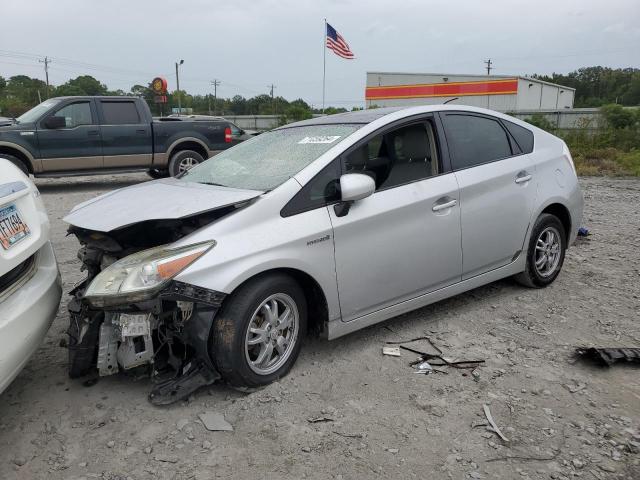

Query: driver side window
left=52, top=102, right=93, bottom=128
left=343, top=120, right=440, bottom=191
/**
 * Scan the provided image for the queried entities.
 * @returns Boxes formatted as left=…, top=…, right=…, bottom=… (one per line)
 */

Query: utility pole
left=211, top=79, right=220, bottom=115
left=175, top=59, right=184, bottom=114
left=484, top=59, right=493, bottom=76
left=39, top=56, right=51, bottom=99
left=268, top=84, right=276, bottom=116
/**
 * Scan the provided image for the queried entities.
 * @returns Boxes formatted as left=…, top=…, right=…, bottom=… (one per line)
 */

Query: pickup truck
left=0, top=96, right=251, bottom=178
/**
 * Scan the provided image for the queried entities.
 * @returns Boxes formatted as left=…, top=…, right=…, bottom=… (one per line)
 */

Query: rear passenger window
left=503, top=120, right=534, bottom=154
left=101, top=101, right=141, bottom=124
left=343, top=121, right=440, bottom=191
left=442, top=114, right=512, bottom=170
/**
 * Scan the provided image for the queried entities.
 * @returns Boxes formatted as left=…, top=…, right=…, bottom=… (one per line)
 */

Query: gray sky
left=1, top=0, right=638, bottom=108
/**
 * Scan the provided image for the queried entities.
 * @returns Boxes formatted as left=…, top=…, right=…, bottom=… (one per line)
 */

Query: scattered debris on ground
left=382, top=345, right=401, bottom=356
left=198, top=412, right=233, bottom=431
left=575, top=347, right=640, bottom=366
left=482, top=404, right=509, bottom=442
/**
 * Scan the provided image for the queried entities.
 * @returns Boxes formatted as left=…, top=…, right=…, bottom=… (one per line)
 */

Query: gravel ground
left=1, top=174, right=639, bottom=480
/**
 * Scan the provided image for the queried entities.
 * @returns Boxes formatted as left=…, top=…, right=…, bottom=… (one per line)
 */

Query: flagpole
left=322, top=18, right=326, bottom=114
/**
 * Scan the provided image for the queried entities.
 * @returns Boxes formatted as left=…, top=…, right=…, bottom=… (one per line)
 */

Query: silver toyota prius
left=64, top=105, right=583, bottom=403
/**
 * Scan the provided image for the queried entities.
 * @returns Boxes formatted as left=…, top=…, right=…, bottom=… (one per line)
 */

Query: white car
left=0, top=159, right=61, bottom=394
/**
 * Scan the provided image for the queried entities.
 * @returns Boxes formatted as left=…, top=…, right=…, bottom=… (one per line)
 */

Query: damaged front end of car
left=66, top=214, right=230, bottom=406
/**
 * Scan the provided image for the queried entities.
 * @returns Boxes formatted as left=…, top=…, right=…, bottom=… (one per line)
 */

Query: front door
left=37, top=100, right=103, bottom=172
left=329, top=118, right=462, bottom=322
left=440, top=112, right=537, bottom=279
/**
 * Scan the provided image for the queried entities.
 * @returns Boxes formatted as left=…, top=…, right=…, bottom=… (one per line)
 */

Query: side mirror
left=334, top=173, right=375, bottom=217
left=44, top=116, right=66, bottom=129
left=340, top=173, right=375, bottom=202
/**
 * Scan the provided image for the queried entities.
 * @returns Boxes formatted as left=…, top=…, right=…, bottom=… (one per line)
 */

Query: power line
left=268, top=84, right=276, bottom=115
left=38, top=56, right=51, bottom=98
left=484, top=58, right=493, bottom=75
left=211, top=79, right=220, bottom=115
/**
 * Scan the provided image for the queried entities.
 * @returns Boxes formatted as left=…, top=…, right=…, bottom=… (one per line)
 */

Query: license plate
left=0, top=204, right=30, bottom=250
left=118, top=313, right=151, bottom=337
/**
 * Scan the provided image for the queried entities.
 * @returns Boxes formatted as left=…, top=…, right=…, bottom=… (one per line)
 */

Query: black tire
left=1, top=153, right=29, bottom=175
left=211, top=273, right=307, bottom=388
left=147, top=168, right=169, bottom=179
left=515, top=213, right=567, bottom=288
left=168, top=150, right=204, bottom=177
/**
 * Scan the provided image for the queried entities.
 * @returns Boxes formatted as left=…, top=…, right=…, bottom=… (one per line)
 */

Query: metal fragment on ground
left=382, top=346, right=401, bottom=357
left=198, top=412, right=233, bottom=431
left=482, top=404, right=509, bottom=442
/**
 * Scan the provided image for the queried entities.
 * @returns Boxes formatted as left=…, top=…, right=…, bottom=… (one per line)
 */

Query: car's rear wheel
left=211, top=273, right=307, bottom=388
left=515, top=213, right=566, bottom=288
left=168, top=150, right=204, bottom=177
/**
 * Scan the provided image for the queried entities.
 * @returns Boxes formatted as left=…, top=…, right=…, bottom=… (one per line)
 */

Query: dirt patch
left=0, top=174, right=638, bottom=479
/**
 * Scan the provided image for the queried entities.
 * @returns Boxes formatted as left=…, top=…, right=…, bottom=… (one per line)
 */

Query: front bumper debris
left=68, top=279, right=226, bottom=404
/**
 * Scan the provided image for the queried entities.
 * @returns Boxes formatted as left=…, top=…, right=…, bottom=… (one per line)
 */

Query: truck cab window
left=100, top=101, right=141, bottom=125
left=51, top=102, right=93, bottom=128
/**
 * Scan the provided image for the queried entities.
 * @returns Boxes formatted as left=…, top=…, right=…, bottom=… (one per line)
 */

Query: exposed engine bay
left=66, top=208, right=233, bottom=405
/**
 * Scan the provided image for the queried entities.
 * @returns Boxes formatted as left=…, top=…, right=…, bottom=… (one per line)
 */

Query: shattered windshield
left=181, top=124, right=361, bottom=191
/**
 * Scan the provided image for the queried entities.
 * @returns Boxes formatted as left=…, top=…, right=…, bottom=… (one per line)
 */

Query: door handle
left=136, top=129, right=147, bottom=134
left=432, top=198, right=457, bottom=212
left=87, top=130, right=99, bottom=136
left=515, top=173, right=532, bottom=184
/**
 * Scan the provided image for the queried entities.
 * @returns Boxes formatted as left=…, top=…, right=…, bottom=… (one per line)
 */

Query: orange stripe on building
left=365, top=78, right=519, bottom=100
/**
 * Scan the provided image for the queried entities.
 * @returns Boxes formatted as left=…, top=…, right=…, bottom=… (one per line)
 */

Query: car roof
left=279, top=104, right=535, bottom=130
left=279, top=107, right=406, bottom=128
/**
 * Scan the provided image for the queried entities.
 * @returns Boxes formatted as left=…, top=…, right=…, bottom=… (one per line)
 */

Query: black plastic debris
left=385, top=335, right=484, bottom=372
left=575, top=347, right=640, bottom=366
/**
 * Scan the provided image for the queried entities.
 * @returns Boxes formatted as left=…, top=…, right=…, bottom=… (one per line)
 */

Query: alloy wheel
left=245, top=293, right=299, bottom=375
left=534, top=226, right=562, bottom=277
left=178, top=156, right=199, bottom=173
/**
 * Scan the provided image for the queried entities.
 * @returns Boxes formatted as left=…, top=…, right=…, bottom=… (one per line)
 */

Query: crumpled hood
left=64, top=178, right=263, bottom=232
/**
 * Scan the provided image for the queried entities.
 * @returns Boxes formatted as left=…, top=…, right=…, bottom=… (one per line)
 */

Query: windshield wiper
left=199, top=181, right=228, bottom=187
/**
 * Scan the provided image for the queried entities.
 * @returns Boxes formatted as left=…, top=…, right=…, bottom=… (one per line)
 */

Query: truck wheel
left=211, top=273, right=307, bottom=388
left=169, top=150, right=204, bottom=177
left=1, top=154, right=29, bottom=175
left=147, top=168, right=169, bottom=179
left=515, top=213, right=567, bottom=288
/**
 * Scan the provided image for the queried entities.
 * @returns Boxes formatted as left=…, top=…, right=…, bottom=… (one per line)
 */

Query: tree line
left=1, top=66, right=639, bottom=120
left=0, top=74, right=348, bottom=121
left=532, top=66, right=640, bottom=107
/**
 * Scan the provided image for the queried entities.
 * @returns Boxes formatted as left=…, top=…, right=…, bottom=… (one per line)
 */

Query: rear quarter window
left=503, top=120, right=534, bottom=154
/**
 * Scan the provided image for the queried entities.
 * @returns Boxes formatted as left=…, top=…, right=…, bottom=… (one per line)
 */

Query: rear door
left=97, top=99, right=152, bottom=168
left=329, top=116, right=462, bottom=322
left=440, top=112, right=536, bottom=279
left=37, top=99, right=103, bottom=172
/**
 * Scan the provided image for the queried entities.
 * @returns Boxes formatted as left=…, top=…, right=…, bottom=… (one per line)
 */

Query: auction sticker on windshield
left=298, top=136, right=341, bottom=144
left=0, top=204, right=30, bottom=250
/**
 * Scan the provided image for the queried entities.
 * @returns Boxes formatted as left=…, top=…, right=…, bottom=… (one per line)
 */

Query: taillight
left=224, top=127, right=232, bottom=143
left=562, top=142, right=577, bottom=176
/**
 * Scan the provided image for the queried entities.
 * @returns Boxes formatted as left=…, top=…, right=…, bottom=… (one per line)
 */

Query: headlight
left=84, top=241, right=215, bottom=307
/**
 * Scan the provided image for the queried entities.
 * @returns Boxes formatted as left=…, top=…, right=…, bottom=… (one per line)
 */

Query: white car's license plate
left=119, top=313, right=151, bottom=337
left=0, top=204, right=30, bottom=250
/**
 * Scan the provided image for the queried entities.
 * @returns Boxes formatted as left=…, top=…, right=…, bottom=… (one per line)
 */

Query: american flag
left=326, top=23, right=354, bottom=59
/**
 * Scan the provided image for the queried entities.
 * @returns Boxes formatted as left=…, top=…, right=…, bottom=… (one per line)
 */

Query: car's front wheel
left=515, top=213, right=567, bottom=288
left=211, top=273, right=307, bottom=388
